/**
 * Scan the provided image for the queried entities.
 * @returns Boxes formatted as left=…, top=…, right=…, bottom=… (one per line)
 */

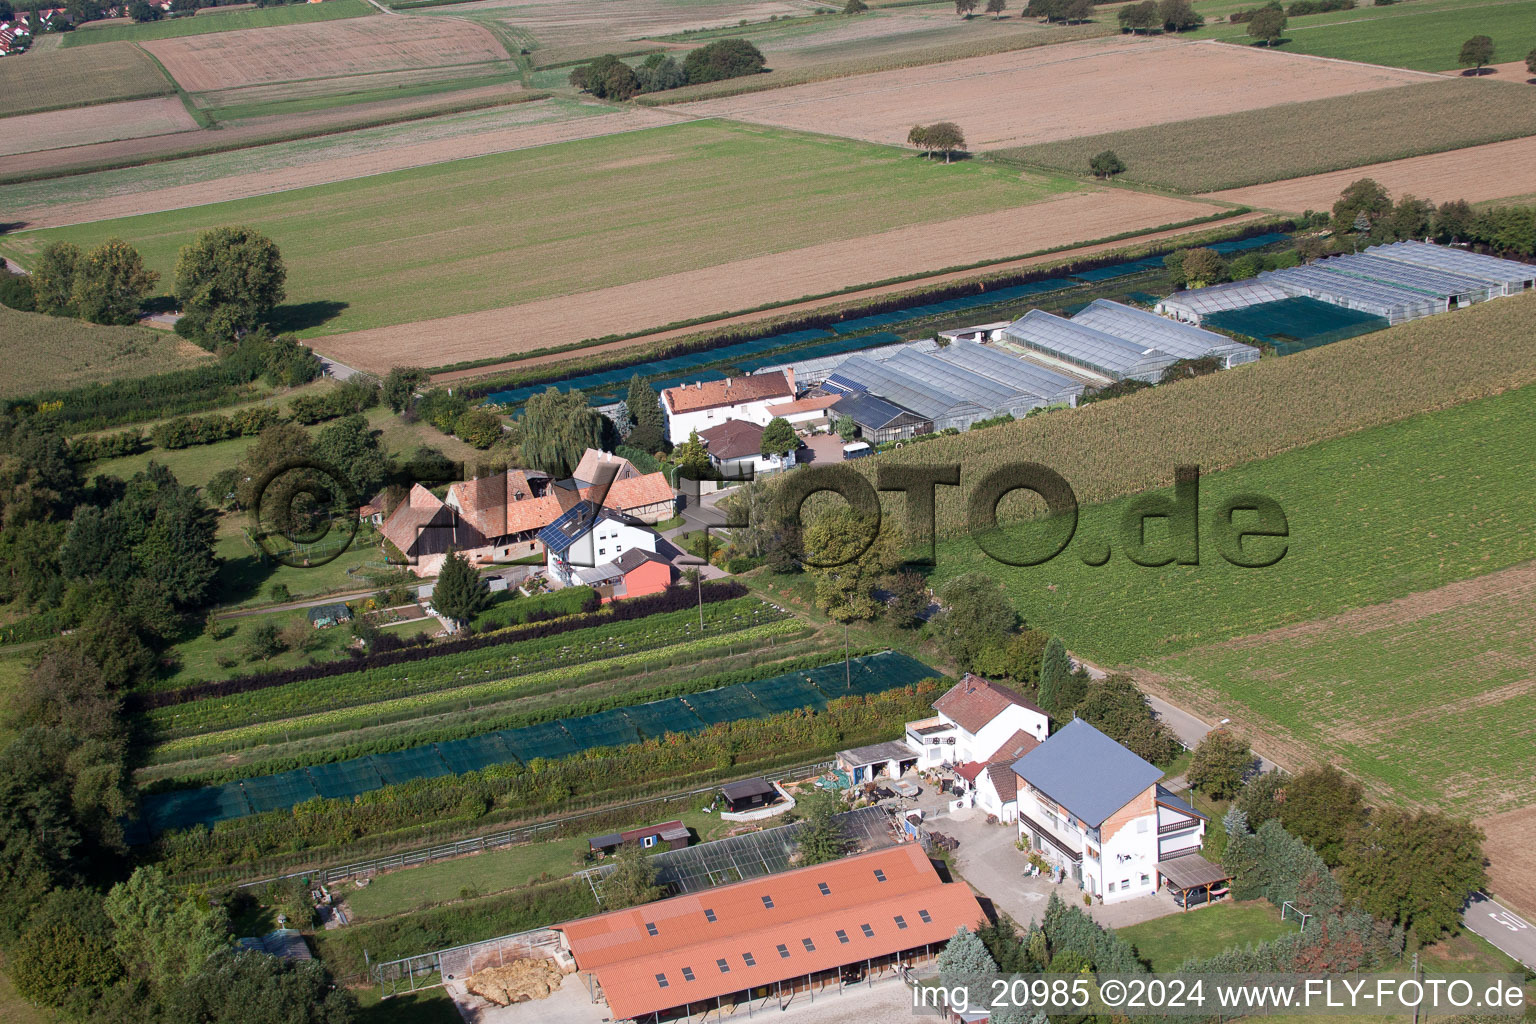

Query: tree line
left=569, top=38, right=766, bottom=101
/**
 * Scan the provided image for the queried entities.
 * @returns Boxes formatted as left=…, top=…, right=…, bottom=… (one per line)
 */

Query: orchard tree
left=955, top=0, right=978, bottom=16
left=1458, top=34, right=1494, bottom=71
left=986, top=0, right=1006, bottom=18
left=431, top=550, right=491, bottom=629
left=174, top=225, right=287, bottom=342
left=1187, top=729, right=1253, bottom=799
left=1247, top=7, right=1285, bottom=45
left=70, top=238, right=159, bottom=325
left=907, top=123, right=931, bottom=157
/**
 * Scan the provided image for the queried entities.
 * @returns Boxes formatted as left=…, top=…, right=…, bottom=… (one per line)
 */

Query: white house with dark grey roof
left=539, top=501, right=659, bottom=588
left=1012, top=719, right=1204, bottom=904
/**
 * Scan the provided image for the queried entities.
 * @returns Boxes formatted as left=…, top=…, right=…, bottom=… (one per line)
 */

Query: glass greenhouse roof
left=932, top=340, right=1085, bottom=401
left=1070, top=299, right=1256, bottom=361
left=1367, top=241, right=1536, bottom=285
left=1159, top=280, right=1293, bottom=315
left=1001, top=310, right=1174, bottom=378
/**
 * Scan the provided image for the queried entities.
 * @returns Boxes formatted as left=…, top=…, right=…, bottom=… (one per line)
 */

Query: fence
left=237, top=759, right=836, bottom=890
left=374, top=926, right=571, bottom=998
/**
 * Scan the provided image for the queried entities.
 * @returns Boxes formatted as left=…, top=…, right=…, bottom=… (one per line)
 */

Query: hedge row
left=150, top=679, right=943, bottom=874
left=132, top=581, right=747, bottom=711
left=0, top=607, right=72, bottom=646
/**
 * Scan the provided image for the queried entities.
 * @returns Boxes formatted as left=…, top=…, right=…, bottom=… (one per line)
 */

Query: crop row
left=145, top=597, right=782, bottom=738
left=145, top=635, right=845, bottom=790
left=148, top=618, right=807, bottom=760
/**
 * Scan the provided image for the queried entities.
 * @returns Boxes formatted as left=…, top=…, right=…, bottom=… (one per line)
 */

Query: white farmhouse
left=538, top=501, right=660, bottom=588
left=659, top=371, right=795, bottom=446
left=1012, top=719, right=1207, bottom=905
left=696, top=419, right=795, bottom=478
left=904, top=674, right=1049, bottom=770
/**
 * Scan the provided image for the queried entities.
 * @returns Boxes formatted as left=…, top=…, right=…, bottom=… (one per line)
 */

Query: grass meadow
left=1192, top=0, right=1536, bottom=71
left=0, top=120, right=1082, bottom=337
left=995, top=78, right=1536, bottom=193
left=61, top=0, right=374, bottom=46
left=1116, top=902, right=1294, bottom=970
left=0, top=41, right=175, bottom=116
left=0, top=305, right=213, bottom=399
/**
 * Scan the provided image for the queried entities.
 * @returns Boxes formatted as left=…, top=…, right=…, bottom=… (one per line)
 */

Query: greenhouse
left=1257, top=264, right=1442, bottom=324
left=1365, top=240, right=1536, bottom=295
left=997, top=309, right=1178, bottom=383
left=1069, top=299, right=1259, bottom=368
left=930, top=339, right=1086, bottom=406
left=822, top=355, right=1019, bottom=431
left=1155, top=280, right=1293, bottom=323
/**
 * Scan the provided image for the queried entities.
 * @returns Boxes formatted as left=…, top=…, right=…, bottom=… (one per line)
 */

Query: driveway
left=799, top=435, right=846, bottom=464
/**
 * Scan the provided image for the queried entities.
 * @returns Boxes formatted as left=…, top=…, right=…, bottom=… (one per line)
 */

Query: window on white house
left=1140, top=873, right=1150, bottom=886
left=1108, top=882, right=1116, bottom=893
left=1121, top=878, right=1131, bottom=889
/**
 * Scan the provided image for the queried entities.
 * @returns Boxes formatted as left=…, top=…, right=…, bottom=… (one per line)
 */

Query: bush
left=288, top=378, right=379, bottom=425
left=683, top=38, right=767, bottom=84
left=0, top=273, right=36, bottom=312
left=1286, top=0, right=1351, bottom=13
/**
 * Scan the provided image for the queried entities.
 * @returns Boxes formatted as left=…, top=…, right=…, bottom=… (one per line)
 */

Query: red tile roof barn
left=932, top=674, right=1044, bottom=734
left=556, top=845, right=982, bottom=1021
left=662, top=372, right=793, bottom=415
left=379, top=484, right=450, bottom=555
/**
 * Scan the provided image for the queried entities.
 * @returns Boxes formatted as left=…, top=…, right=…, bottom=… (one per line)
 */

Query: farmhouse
left=573, top=547, right=675, bottom=602
left=554, top=845, right=984, bottom=1023
left=588, top=820, right=692, bottom=856
left=574, top=448, right=645, bottom=489
left=696, top=419, right=794, bottom=476
left=539, top=501, right=663, bottom=589
left=660, top=371, right=795, bottom=446
left=1012, top=719, right=1205, bottom=905
left=903, top=674, right=1049, bottom=770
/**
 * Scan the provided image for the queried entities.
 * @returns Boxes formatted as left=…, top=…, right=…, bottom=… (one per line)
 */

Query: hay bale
left=465, top=958, right=565, bottom=1007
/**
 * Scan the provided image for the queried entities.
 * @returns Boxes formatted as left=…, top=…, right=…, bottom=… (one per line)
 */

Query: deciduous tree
left=1179, top=246, right=1228, bottom=288
left=682, top=38, right=766, bottom=83
left=105, top=866, right=231, bottom=993
left=1330, top=177, right=1391, bottom=238
left=884, top=570, right=930, bottom=629
left=71, top=238, right=159, bottom=326
left=1246, top=6, right=1285, bottom=44
left=32, top=240, right=82, bottom=316
left=1340, top=809, right=1486, bottom=945
left=925, top=121, right=966, bottom=162
left=1089, top=149, right=1126, bottom=178
left=1187, top=729, right=1253, bottom=799
left=955, top=0, right=978, bottom=16
left=926, top=571, right=1017, bottom=670
left=804, top=505, right=903, bottom=621
left=986, top=0, right=1006, bottom=18
left=1277, top=764, right=1365, bottom=866
left=793, top=790, right=852, bottom=865
left=174, top=226, right=286, bottom=342
left=600, top=844, right=666, bottom=909
left=382, top=366, right=428, bottom=414
left=1458, top=34, right=1494, bottom=70
left=521, top=387, right=604, bottom=477
left=1159, top=0, right=1203, bottom=30
left=759, top=416, right=797, bottom=459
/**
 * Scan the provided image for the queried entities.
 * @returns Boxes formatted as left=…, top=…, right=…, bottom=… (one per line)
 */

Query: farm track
left=1207, top=134, right=1536, bottom=211
left=429, top=209, right=1263, bottom=382
left=315, top=189, right=1218, bottom=374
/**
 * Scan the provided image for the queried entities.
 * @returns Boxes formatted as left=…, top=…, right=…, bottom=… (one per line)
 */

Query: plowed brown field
left=676, top=36, right=1427, bottom=150
left=145, top=17, right=507, bottom=91
left=310, top=189, right=1213, bottom=373
left=1481, top=805, right=1536, bottom=918
left=1207, top=135, right=1536, bottom=210
left=0, top=96, right=198, bottom=157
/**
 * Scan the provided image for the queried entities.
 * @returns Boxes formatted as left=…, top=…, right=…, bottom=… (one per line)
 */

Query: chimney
left=726, top=377, right=733, bottom=387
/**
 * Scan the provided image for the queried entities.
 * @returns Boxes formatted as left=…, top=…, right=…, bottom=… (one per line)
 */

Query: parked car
left=1172, top=886, right=1229, bottom=909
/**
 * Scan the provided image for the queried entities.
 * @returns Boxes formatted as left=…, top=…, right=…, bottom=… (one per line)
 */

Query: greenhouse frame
left=997, top=309, right=1178, bottom=383
left=1070, top=299, right=1260, bottom=368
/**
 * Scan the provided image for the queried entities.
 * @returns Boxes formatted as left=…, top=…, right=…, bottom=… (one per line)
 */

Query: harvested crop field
left=1131, top=556, right=1536, bottom=818
left=1207, top=133, right=1536, bottom=211
left=2, top=121, right=1085, bottom=342
left=0, top=96, right=199, bottom=157
left=0, top=304, right=213, bottom=399
left=675, top=36, right=1425, bottom=150
left=60, top=0, right=372, bottom=45
left=9, top=101, right=686, bottom=228
left=312, top=189, right=1212, bottom=373
left=1002, top=77, right=1536, bottom=193
left=144, top=16, right=508, bottom=91
left=423, top=0, right=806, bottom=50
left=1481, top=804, right=1536, bottom=918
left=0, top=41, right=174, bottom=117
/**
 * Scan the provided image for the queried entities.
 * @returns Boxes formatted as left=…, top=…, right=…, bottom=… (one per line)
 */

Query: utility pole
left=696, top=568, right=703, bottom=630
left=845, top=622, right=850, bottom=689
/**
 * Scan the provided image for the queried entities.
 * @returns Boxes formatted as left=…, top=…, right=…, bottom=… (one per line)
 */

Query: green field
left=1115, top=902, right=1293, bottom=970
left=0, top=41, right=175, bottom=116
left=61, top=0, right=373, bottom=46
left=930, top=381, right=1536, bottom=665
left=1193, top=0, right=1536, bottom=72
left=0, top=304, right=212, bottom=400
left=996, top=78, right=1536, bottom=193
left=0, top=121, right=1081, bottom=337
left=1142, top=553, right=1536, bottom=815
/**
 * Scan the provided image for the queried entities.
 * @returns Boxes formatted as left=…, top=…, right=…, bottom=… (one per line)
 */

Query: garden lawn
left=158, top=604, right=375, bottom=687
left=344, top=837, right=588, bottom=919
left=1193, top=0, right=1536, bottom=72
left=213, top=516, right=386, bottom=610
left=63, top=0, right=373, bottom=46
left=996, top=78, right=1536, bottom=193
left=1115, top=901, right=1293, bottom=971
left=929, top=382, right=1536, bottom=667
left=0, top=120, right=1082, bottom=337
left=95, top=433, right=259, bottom=490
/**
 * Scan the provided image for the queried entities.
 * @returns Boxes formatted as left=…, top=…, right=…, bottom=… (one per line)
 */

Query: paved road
left=1464, top=893, right=1536, bottom=971
left=317, top=354, right=364, bottom=381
